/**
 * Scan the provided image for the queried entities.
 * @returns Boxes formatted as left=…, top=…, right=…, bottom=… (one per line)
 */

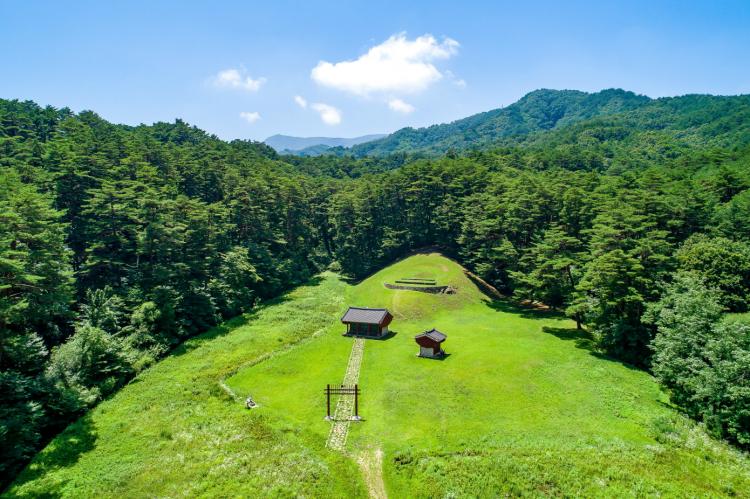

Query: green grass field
left=5, top=274, right=365, bottom=498
left=7, top=253, right=750, bottom=497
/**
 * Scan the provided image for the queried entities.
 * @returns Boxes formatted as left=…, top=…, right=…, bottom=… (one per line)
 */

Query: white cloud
left=445, top=70, right=467, bottom=88
left=214, top=68, right=266, bottom=92
left=311, top=103, right=342, bottom=125
left=239, top=111, right=261, bottom=124
left=311, top=33, right=459, bottom=96
left=294, top=95, right=341, bottom=124
left=388, top=98, right=415, bottom=114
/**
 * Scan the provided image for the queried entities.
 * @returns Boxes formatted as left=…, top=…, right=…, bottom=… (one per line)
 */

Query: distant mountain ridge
left=264, top=134, right=386, bottom=154
left=349, top=88, right=652, bottom=156
left=266, top=89, right=750, bottom=159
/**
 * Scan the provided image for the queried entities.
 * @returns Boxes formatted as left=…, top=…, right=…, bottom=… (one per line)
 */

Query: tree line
left=325, top=148, right=750, bottom=449
left=0, top=100, right=329, bottom=481
left=2, top=95, right=750, bottom=482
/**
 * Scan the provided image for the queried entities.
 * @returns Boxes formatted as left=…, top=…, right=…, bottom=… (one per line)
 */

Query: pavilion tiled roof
left=341, top=307, right=391, bottom=325
left=414, top=328, right=446, bottom=343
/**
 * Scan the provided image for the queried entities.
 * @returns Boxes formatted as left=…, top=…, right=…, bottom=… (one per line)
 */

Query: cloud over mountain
left=311, top=103, right=342, bottom=125
left=388, top=98, right=416, bottom=114
left=239, top=111, right=261, bottom=123
left=311, top=33, right=458, bottom=96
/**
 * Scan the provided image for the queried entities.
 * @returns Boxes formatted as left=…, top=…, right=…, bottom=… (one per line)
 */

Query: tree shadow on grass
left=298, top=274, right=325, bottom=289
left=480, top=292, right=645, bottom=373
left=542, top=326, right=596, bottom=352
left=486, top=299, right=564, bottom=321
left=5, top=415, right=97, bottom=498
left=171, top=311, right=260, bottom=357
left=541, top=326, right=643, bottom=372
left=656, top=399, right=683, bottom=413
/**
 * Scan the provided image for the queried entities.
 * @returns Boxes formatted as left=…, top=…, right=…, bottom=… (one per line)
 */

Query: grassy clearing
left=8, top=253, right=750, bottom=497
left=5, top=274, right=364, bottom=498
left=228, top=252, right=750, bottom=497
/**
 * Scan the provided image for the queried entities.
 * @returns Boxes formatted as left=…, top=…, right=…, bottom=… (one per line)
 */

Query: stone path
left=326, top=337, right=365, bottom=451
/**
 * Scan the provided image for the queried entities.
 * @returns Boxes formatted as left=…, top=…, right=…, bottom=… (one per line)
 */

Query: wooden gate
left=324, top=383, right=361, bottom=420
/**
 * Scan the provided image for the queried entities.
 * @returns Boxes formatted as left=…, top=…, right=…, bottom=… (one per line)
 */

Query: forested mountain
left=347, top=89, right=750, bottom=158
left=286, top=93, right=750, bottom=179
left=508, top=93, right=750, bottom=168
left=287, top=143, right=338, bottom=156
left=349, top=88, right=651, bottom=156
left=264, top=133, right=386, bottom=154
left=2, top=90, right=750, bottom=485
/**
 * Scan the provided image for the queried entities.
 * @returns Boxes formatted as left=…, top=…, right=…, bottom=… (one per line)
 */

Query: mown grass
left=4, top=274, right=365, bottom=498
left=9, top=253, right=750, bottom=497
left=229, top=252, right=750, bottom=497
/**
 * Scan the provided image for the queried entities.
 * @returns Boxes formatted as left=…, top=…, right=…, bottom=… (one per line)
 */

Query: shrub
left=649, top=272, right=750, bottom=446
left=676, top=234, right=750, bottom=312
left=45, top=324, right=134, bottom=411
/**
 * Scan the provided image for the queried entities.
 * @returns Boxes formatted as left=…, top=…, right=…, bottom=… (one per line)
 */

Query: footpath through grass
left=228, top=252, right=750, bottom=497
left=8, top=253, right=750, bottom=497
left=5, top=274, right=364, bottom=498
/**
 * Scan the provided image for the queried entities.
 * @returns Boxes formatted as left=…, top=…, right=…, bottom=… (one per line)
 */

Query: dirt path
left=326, top=337, right=365, bottom=451
left=357, top=448, right=387, bottom=499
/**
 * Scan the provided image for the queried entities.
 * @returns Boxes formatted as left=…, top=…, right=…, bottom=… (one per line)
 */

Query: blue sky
left=1, top=1, right=749, bottom=141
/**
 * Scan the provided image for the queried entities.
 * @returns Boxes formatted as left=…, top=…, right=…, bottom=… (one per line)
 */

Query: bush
left=208, top=247, right=260, bottom=318
left=649, top=272, right=750, bottom=446
left=45, top=325, right=134, bottom=410
left=0, top=370, right=44, bottom=478
left=676, top=234, right=750, bottom=312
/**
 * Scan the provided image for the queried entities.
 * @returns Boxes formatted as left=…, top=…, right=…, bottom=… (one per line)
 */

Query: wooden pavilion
left=414, top=328, right=447, bottom=358
left=341, top=307, right=393, bottom=337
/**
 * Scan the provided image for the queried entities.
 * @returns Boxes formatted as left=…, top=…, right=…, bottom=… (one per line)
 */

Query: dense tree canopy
left=0, top=100, right=326, bottom=481
left=648, top=273, right=750, bottom=446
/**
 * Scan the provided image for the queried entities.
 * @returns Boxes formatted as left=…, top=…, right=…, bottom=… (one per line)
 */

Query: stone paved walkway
left=326, top=337, right=365, bottom=451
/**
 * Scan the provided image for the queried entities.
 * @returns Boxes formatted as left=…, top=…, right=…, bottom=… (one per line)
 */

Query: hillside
left=10, top=254, right=750, bottom=497
left=264, top=133, right=386, bottom=153
left=348, top=90, right=750, bottom=158
left=3, top=93, right=750, bottom=488
left=287, top=143, right=337, bottom=156
left=350, top=88, right=651, bottom=156
left=513, top=93, right=750, bottom=155
left=5, top=274, right=364, bottom=497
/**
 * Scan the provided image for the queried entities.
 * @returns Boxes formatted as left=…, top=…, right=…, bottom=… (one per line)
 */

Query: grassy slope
left=8, top=253, right=750, bottom=497
left=228, top=253, right=750, bottom=497
left=5, top=274, right=365, bottom=498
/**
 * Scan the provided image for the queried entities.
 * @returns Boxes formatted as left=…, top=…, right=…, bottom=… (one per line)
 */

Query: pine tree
left=511, top=224, right=584, bottom=315
left=569, top=203, right=672, bottom=365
